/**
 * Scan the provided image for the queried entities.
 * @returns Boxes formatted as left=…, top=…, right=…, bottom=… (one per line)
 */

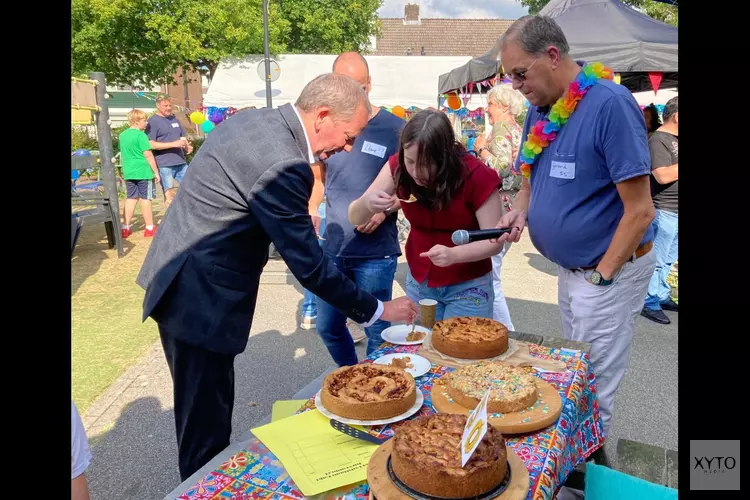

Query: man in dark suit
left=136, top=73, right=418, bottom=480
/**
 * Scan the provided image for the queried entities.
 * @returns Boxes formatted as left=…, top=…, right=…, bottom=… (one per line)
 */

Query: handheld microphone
left=451, top=228, right=515, bottom=246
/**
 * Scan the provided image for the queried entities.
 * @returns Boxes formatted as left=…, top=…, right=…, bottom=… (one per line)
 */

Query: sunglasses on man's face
left=503, top=56, right=540, bottom=83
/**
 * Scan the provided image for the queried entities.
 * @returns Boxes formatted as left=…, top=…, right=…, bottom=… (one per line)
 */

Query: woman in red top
left=348, top=110, right=506, bottom=322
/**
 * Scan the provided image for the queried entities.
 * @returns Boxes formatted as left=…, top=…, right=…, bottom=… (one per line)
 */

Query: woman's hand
left=473, top=133, right=487, bottom=151
left=420, top=245, right=457, bottom=267
left=364, top=190, right=397, bottom=214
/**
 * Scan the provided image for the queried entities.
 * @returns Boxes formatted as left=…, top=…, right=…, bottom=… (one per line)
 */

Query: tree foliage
left=72, top=0, right=383, bottom=88
left=516, top=0, right=677, bottom=26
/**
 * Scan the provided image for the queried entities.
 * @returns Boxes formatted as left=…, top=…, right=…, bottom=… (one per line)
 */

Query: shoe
left=121, top=227, right=132, bottom=239
left=661, top=299, right=678, bottom=312
left=640, top=308, right=670, bottom=325
left=144, top=227, right=157, bottom=238
left=350, top=328, right=367, bottom=344
left=300, top=315, right=317, bottom=330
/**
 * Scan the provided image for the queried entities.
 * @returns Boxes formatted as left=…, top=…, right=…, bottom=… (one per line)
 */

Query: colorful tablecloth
left=176, top=342, right=603, bottom=500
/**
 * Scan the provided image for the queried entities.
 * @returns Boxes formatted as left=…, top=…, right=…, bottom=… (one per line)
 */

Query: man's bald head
left=332, top=52, right=370, bottom=92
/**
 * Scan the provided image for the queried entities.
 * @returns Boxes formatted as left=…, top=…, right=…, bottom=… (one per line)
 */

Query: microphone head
left=451, top=230, right=469, bottom=246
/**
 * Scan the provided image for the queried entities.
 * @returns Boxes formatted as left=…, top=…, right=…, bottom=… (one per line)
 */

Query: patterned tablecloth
left=176, top=342, right=603, bottom=500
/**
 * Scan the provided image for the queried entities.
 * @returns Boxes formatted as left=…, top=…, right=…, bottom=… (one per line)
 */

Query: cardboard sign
left=460, top=388, right=491, bottom=467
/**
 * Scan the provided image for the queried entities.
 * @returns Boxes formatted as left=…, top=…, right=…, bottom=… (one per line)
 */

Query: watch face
left=590, top=271, right=601, bottom=284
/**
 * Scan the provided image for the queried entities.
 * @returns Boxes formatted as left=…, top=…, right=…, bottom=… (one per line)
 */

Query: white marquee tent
left=204, top=54, right=490, bottom=111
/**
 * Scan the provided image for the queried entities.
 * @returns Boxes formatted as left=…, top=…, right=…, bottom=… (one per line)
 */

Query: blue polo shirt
left=516, top=77, right=654, bottom=270
left=322, top=109, right=405, bottom=259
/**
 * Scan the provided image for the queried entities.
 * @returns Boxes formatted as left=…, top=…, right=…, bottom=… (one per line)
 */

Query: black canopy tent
left=437, top=0, right=677, bottom=96
left=539, top=0, right=677, bottom=92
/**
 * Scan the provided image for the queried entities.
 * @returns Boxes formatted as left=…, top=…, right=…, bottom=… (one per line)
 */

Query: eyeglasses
left=504, top=57, right=540, bottom=83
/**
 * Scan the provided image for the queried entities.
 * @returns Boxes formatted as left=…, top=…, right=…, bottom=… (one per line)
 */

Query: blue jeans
left=316, top=255, right=398, bottom=366
left=158, top=163, right=189, bottom=192
left=644, top=209, right=678, bottom=310
left=406, top=270, right=494, bottom=321
left=301, top=203, right=327, bottom=318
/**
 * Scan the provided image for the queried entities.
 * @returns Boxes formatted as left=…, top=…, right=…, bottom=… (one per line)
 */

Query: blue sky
left=377, top=0, right=530, bottom=19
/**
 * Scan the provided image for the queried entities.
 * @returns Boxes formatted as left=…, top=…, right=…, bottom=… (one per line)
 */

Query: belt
left=576, top=241, right=653, bottom=272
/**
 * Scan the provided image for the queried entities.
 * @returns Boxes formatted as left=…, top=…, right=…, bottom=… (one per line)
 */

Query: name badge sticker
left=171, top=122, right=180, bottom=128
left=361, top=141, right=387, bottom=158
left=550, top=161, right=575, bottom=179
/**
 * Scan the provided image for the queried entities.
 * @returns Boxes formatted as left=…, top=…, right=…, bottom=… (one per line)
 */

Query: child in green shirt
left=119, top=109, right=161, bottom=238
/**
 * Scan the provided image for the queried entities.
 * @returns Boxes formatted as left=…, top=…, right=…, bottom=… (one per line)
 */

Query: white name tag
left=361, top=141, right=387, bottom=158
left=550, top=161, right=575, bottom=179
left=171, top=122, right=180, bottom=128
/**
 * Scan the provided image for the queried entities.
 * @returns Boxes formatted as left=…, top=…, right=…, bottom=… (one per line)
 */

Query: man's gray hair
left=500, top=15, right=570, bottom=57
left=295, top=73, right=371, bottom=120
left=662, top=96, right=678, bottom=123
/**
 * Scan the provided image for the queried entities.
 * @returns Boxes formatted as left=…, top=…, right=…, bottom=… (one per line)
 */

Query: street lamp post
left=263, top=0, right=272, bottom=108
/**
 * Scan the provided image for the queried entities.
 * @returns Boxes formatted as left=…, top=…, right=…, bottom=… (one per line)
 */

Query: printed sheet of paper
left=251, top=409, right=378, bottom=496
left=461, top=388, right=491, bottom=467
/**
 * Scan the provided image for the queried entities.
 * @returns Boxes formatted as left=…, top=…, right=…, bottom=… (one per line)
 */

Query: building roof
left=372, top=18, right=514, bottom=57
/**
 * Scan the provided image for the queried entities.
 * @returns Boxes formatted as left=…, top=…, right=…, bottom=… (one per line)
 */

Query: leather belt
left=576, top=241, right=653, bottom=271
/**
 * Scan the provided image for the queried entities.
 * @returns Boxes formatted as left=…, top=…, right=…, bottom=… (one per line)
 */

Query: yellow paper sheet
left=251, top=409, right=378, bottom=496
left=271, top=400, right=307, bottom=422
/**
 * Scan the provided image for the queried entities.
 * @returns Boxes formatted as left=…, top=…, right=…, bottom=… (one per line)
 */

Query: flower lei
left=517, top=62, right=614, bottom=178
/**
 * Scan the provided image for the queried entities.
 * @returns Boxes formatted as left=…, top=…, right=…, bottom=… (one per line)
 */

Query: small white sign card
left=460, top=387, right=492, bottom=467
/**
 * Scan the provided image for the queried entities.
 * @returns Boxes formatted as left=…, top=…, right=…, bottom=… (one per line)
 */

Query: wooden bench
left=71, top=155, right=122, bottom=254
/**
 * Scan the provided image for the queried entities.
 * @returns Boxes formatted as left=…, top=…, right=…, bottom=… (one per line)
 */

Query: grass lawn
left=72, top=198, right=166, bottom=414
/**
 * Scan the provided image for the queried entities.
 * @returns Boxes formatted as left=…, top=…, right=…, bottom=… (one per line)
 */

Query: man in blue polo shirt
left=493, top=16, right=656, bottom=439
left=311, top=52, right=405, bottom=366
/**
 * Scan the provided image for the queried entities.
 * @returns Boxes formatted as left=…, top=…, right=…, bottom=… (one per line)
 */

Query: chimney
left=404, top=3, right=420, bottom=24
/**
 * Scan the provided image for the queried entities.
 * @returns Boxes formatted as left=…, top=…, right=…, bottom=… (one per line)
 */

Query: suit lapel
left=278, top=103, right=310, bottom=161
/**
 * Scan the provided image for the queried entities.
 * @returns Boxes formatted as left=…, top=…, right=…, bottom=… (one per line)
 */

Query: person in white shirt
left=72, top=401, right=92, bottom=500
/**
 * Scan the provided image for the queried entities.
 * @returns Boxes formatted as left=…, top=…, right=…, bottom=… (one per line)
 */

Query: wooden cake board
left=367, top=440, right=528, bottom=500
left=431, top=376, right=563, bottom=435
left=416, top=340, right=567, bottom=372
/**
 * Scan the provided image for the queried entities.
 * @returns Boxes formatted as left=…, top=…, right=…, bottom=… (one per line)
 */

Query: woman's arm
left=348, top=163, right=397, bottom=226
left=419, top=191, right=506, bottom=266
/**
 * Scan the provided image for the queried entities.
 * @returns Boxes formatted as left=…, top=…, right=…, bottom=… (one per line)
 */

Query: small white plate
left=314, top=389, right=424, bottom=426
left=381, top=324, right=430, bottom=345
left=374, top=353, right=431, bottom=378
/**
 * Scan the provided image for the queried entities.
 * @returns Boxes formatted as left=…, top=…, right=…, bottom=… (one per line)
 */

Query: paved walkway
left=83, top=234, right=677, bottom=500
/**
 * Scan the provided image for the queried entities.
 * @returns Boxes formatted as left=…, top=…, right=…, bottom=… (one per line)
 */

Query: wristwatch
left=589, top=270, right=613, bottom=286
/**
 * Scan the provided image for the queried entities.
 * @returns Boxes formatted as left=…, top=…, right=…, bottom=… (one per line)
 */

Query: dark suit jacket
left=136, top=104, right=379, bottom=355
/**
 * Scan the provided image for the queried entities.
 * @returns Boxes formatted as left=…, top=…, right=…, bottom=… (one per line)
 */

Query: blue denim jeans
left=644, top=209, right=678, bottom=310
left=301, top=203, right=327, bottom=318
left=316, top=255, right=398, bottom=366
left=406, top=270, right=494, bottom=321
left=158, top=163, right=189, bottom=192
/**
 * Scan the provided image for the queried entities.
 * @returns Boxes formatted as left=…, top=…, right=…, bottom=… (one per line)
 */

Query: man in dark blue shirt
left=493, top=16, right=656, bottom=442
left=312, top=52, right=405, bottom=366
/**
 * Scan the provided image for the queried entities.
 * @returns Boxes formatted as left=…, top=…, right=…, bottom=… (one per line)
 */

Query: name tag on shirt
left=550, top=161, right=575, bottom=179
left=171, top=122, right=180, bottom=128
left=361, top=141, right=387, bottom=158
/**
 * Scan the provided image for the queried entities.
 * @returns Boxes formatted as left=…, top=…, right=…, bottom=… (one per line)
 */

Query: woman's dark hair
left=394, top=109, right=466, bottom=211
left=644, top=103, right=661, bottom=133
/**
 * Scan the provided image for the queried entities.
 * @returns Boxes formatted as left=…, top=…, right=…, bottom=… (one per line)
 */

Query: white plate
left=314, top=389, right=424, bottom=426
left=373, top=353, right=431, bottom=378
left=381, top=324, right=430, bottom=345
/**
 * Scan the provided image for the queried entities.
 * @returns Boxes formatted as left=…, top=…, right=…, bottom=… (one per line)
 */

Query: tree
left=516, top=0, right=677, bottom=26
left=277, top=0, right=383, bottom=54
left=72, top=0, right=290, bottom=87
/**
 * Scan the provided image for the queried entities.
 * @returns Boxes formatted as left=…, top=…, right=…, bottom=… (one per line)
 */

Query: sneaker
left=661, top=299, right=678, bottom=312
left=121, top=227, right=132, bottom=239
left=144, top=226, right=157, bottom=238
left=300, top=315, right=317, bottom=330
left=640, top=307, right=670, bottom=325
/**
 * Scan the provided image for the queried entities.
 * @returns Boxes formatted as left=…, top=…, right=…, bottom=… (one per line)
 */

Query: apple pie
left=431, top=316, right=509, bottom=359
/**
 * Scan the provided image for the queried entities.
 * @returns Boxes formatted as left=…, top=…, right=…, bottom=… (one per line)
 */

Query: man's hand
left=491, top=209, right=526, bottom=244
left=380, top=296, right=418, bottom=324
left=420, top=245, right=457, bottom=267
left=356, top=212, right=386, bottom=234
left=364, top=190, right=397, bottom=213
left=185, top=142, right=194, bottom=154
left=310, top=215, right=322, bottom=235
